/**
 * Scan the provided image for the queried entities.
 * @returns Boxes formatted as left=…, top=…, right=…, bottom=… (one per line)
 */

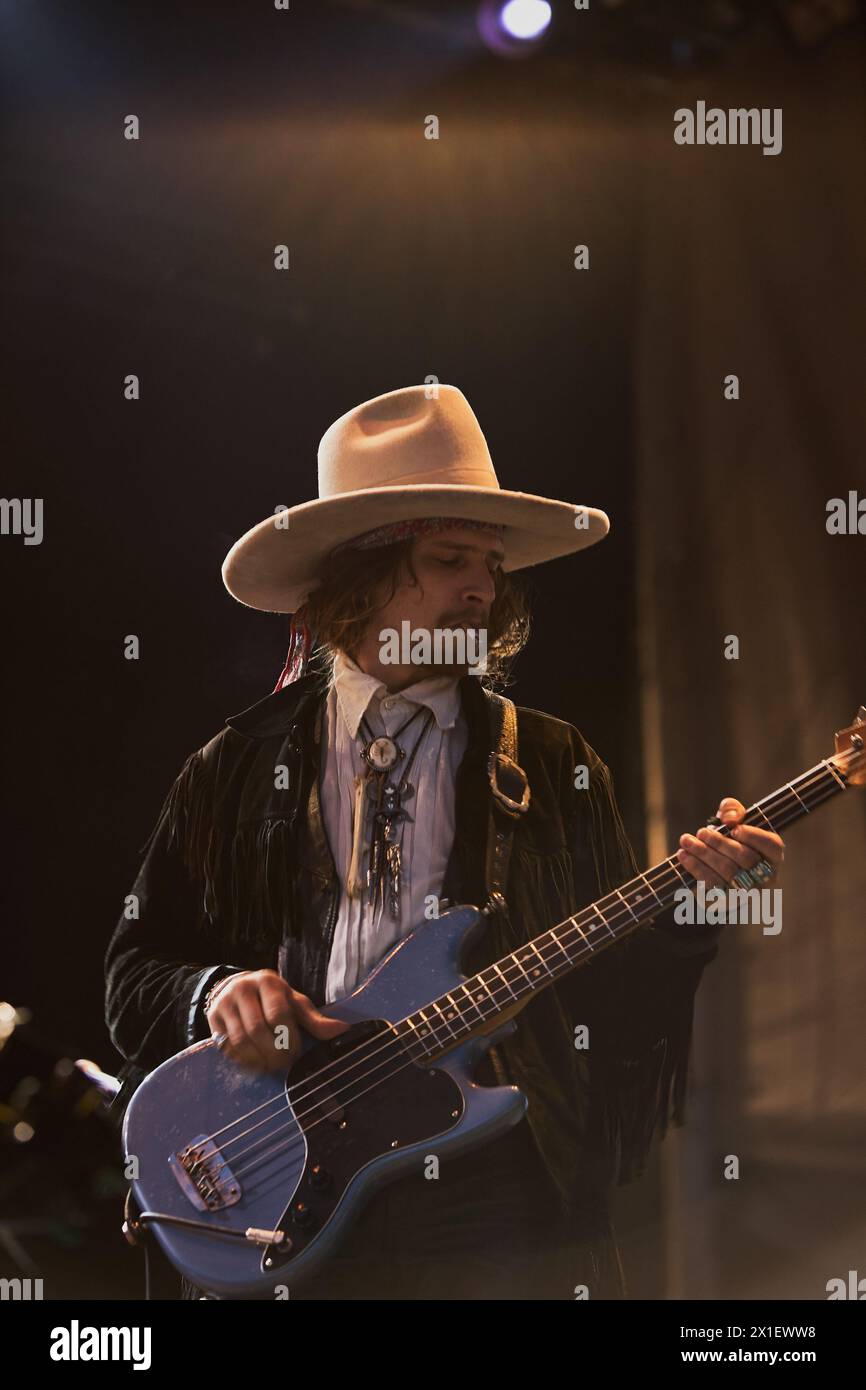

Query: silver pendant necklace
left=359, top=702, right=426, bottom=771
left=357, top=705, right=435, bottom=919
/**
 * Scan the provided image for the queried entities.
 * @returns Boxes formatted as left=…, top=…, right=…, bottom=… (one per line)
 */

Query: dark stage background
left=2, top=0, right=865, bottom=1300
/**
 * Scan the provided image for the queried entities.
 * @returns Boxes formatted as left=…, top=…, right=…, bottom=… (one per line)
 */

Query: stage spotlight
left=501, top=0, right=552, bottom=40
left=478, top=0, right=554, bottom=58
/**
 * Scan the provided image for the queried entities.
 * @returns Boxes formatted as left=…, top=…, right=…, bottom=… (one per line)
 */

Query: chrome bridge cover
left=170, top=1134, right=242, bottom=1212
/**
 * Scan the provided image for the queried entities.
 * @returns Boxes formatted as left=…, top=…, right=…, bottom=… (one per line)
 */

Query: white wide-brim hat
left=222, top=384, right=610, bottom=613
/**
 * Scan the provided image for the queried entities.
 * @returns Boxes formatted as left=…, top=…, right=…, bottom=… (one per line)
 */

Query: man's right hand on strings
left=205, top=970, right=351, bottom=1072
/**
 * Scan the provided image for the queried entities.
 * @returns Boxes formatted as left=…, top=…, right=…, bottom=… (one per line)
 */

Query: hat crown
left=317, top=384, right=500, bottom=498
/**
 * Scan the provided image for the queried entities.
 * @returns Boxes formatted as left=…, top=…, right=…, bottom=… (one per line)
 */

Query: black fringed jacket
left=104, top=671, right=722, bottom=1219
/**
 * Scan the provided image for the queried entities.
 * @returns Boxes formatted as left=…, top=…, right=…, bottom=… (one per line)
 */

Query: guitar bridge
left=170, top=1135, right=242, bottom=1212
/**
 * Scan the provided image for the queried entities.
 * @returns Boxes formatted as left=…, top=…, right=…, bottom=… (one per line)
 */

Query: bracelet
left=203, top=974, right=237, bottom=1017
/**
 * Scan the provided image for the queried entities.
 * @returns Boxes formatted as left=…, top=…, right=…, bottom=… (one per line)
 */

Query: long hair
left=299, top=537, right=532, bottom=690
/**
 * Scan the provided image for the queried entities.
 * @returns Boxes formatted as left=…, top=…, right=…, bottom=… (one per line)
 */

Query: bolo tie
left=346, top=703, right=435, bottom=920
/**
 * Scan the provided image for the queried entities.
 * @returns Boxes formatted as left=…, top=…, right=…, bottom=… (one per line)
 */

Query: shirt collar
left=331, top=649, right=463, bottom=739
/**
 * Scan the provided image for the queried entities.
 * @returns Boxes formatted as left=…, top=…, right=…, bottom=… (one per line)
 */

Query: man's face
left=355, top=526, right=505, bottom=686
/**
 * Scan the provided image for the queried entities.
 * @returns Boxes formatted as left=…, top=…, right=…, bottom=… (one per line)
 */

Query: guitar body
left=123, top=905, right=526, bottom=1299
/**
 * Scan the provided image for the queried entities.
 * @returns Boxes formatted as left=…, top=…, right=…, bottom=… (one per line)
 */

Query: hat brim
left=222, top=484, right=610, bottom=613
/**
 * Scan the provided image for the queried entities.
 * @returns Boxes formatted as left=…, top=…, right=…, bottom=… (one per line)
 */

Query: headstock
left=833, top=706, right=866, bottom=787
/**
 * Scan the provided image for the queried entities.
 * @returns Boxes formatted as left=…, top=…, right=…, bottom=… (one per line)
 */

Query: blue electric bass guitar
left=122, top=710, right=865, bottom=1297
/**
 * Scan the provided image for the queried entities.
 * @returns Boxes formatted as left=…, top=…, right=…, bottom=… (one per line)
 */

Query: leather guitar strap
left=483, top=688, right=531, bottom=919
left=481, top=689, right=531, bottom=1087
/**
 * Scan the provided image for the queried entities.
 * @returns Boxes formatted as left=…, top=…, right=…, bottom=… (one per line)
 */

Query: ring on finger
left=732, top=858, right=775, bottom=889
left=750, top=858, right=776, bottom=884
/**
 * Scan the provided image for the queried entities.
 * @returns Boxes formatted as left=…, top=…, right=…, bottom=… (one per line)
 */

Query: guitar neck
left=394, top=755, right=850, bottom=1057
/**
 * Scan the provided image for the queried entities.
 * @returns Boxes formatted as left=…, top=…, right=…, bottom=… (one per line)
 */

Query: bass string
left=211, top=769, right=846, bottom=1189
left=197, top=751, right=855, bottom=1177
left=200, top=754, right=852, bottom=1174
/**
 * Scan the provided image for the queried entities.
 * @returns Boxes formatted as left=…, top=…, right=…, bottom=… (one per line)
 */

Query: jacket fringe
left=226, top=819, right=296, bottom=948
left=595, top=993, right=696, bottom=1187
left=138, top=749, right=212, bottom=870
left=138, top=749, right=298, bottom=950
left=512, top=834, right=699, bottom=1191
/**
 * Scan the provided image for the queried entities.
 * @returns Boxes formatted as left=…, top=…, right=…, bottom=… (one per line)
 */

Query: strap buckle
left=486, top=751, right=530, bottom=819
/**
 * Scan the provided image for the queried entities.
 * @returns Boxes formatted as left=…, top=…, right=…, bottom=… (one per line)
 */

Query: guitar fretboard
left=393, top=755, right=849, bottom=1060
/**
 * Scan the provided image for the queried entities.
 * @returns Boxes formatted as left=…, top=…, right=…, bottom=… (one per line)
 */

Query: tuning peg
left=855, top=706, right=866, bottom=724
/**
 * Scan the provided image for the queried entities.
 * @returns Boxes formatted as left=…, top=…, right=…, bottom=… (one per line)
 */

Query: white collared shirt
left=321, top=650, right=468, bottom=1003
